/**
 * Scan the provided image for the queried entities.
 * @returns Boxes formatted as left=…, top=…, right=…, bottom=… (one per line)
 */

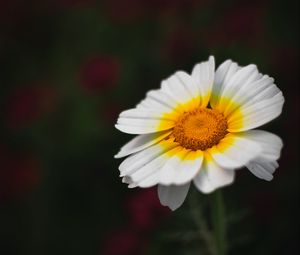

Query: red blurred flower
left=5, top=83, right=58, bottom=131
left=79, top=55, right=120, bottom=95
left=0, top=145, right=41, bottom=201
left=100, top=189, right=169, bottom=254
left=102, top=228, right=146, bottom=255
left=125, top=188, right=170, bottom=231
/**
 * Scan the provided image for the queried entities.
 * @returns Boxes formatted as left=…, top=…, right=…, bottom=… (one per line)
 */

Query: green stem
left=211, top=190, right=227, bottom=255
left=189, top=189, right=216, bottom=255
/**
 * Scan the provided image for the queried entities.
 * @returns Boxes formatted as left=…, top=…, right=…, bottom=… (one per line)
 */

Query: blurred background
left=0, top=0, right=299, bottom=254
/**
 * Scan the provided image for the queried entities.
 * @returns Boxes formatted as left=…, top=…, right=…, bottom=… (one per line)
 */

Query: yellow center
left=171, top=108, right=228, bottom=151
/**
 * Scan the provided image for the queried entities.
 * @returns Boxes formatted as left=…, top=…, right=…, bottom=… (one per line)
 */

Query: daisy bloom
left=115, top=56, right=284, bottom=211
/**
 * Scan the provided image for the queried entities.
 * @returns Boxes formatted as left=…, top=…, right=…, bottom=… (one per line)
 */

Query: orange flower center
left=172, top=108, right=228, bottom=151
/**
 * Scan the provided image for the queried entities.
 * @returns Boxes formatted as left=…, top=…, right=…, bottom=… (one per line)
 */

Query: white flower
left=115, top=56, right=284, bottom=211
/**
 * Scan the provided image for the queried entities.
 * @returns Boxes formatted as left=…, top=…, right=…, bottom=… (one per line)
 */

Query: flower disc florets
left=172, top=108, right=228, bottom=150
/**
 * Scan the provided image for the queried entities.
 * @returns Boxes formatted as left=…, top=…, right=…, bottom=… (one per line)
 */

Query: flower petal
left=210, top=59, right=241, bottom=108
left=191, top=56, right=215, bottom=107
left=242, top=130, right=283, bottom=161
left=161, top=71, right=200, bottom=111
left=214, top=64, right=261, bottom=109
left=114, top=130, right=172, bottom=158
left=211, top=61, right=284, bottom=132
left=158, top=182, right=190, bottom=211
left=221, top=75, right=274, bottom=117
left=136, top=89, right=178, bottom=111
left=118, top=139, right=177, bottom=178
left=246, top=158, right=279, bottom=181
left=193, top=152, right=234, bottom=193
left=116, top=108, right=176, bottom=134
left=208, top=133, right=262, bottom=169
left=116, top=70, right=204, bottom=135
left=158, top=149, right=203, bottom=185
left=122, top=176, right=137, bottom=188
left=227, top=92, right=284, bottom=132
left=119, top=139, right=187, bottom=188
left=242, top=130, right=283, bottom=181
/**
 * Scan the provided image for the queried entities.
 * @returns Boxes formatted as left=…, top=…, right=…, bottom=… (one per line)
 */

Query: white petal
left=158, top=182, right=190, bottom=211
left=116, top=69, right=205, bottom=135
left=175, top=71, right=200, bottom=100
left=119, top=139, right=183, bottom=188
left=210, top=60, right=284, bottom=132
left=136, top=98, right=170, bottom=111
left=193, top=153, right=234, bottom=193
left=114, top=130, right=171, bottom=158
left=160, top=71, right=200, bottom=111
left=116, top=108, right=176, bottom=134
left=210, top=59, right=241, bottom=108
left=122, top=176, right=137, bottom=188
left=208, top=133, right=262, bottom=169
left=191, top=56, right=215, bottom=107
left=136, top=89, right=178, bottom=111
left=131, top=153, right=167, bottom=188
left=159, top=149, right=203, bottom=185
left=214, top=64, right=262, bottom=114
left=242, top=130, right=283, bottom=161
left=213, top=63, right=261, bottom=109
left=118, top=139, right=177, bottom=177
left=246, top=158, right=279, bottom=181
left=227, top=92, right=284, bottom=132
left=240, top=80, right=280, bottom=108
left=242, top=130, right=282, bottom=181
left=218, top=64, right=259, bottom=100
left=221, top=75, right=274, bottom=116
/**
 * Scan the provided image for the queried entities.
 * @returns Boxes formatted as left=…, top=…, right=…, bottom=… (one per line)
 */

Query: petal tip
left=208, top=55, right=215, bottom=63
left=168, top=205, right=180, bottom=211
left=114, top=152, right=121, bottom=158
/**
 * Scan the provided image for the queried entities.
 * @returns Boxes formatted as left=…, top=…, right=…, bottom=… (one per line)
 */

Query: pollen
left=171, top=108, right=228, bottom=151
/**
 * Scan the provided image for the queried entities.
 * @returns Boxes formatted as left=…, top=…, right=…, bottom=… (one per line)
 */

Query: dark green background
left=0, top=0, right=299, bottom=254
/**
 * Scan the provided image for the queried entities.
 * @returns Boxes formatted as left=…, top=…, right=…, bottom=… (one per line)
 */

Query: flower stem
left=211, top=190, right=227, bottom=255
left=188, top=189, right=216, bottom=255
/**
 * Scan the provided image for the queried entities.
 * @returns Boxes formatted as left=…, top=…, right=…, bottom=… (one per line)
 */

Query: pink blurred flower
left=102, top=228, right=146, bottom=255
left=79, top=55, right=120, bottom=95
left=100, top=189, right=169, bottom=254
left=125, top=188, right=170, bottom=231
left=5, top=83, right=58, bottom=131
left=0, top=145, right=41, bottom=201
